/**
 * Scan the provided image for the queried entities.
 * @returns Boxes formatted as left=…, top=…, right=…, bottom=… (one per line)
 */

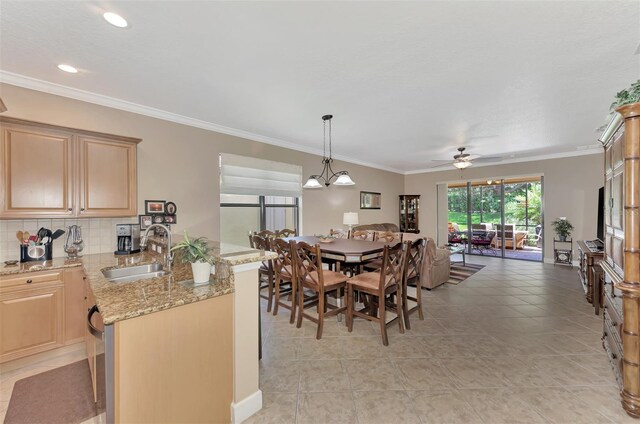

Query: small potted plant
left=170, top=231, right=214, bottom=285
left=551, top=217, right=574, bottom=242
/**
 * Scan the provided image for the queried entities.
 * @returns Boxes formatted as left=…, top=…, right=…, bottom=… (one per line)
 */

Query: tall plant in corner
left=171, top=231, right=213, bottom=285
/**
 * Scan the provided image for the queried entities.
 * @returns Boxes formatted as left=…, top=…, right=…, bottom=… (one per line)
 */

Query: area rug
left=4, top=357, right=103, bottom=424
left=446, top=263, right=485, bottom=284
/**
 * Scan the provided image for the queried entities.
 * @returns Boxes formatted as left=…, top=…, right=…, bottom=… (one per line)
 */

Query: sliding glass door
left=447, top=177, right=543, bottom=262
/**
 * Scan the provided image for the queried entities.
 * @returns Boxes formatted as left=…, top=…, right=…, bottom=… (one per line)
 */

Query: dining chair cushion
left=348, top=271, right=394, bottom=291
left=304, top=270, right=349, bottom=287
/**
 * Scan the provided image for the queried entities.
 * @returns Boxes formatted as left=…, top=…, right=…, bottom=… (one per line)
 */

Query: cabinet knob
left=80, top=208, right=85, bottom=212
left=26, top=279, right=32, bottom=284
left=68, top=208, right=73, bottom=211
left=612, top=353, right=617, bottom=359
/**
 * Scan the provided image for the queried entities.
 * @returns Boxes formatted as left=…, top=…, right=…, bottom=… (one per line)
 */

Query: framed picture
left=164, top=215, right=177, bottom=224
left=139, top=215, right=152, bottom=230
left=165, top=201, right=177, bottom=215
left=360, top=191, right=381, bottom=209
left=152, top=215, right=165, bottom=224
left=145, top=200, right=166, bottom=214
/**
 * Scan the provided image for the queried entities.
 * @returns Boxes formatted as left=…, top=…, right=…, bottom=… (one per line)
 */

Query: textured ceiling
left=1, top=1, right=639, bottom=173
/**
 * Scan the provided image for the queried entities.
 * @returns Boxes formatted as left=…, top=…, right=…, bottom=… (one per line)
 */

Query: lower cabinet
left=0, top=267, right=87, bottom=363
left=0, top=273, right=65, bottom=362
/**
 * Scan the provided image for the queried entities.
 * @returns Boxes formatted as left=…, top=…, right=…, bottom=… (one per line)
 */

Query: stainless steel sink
left=102, top=263, right=167, bottom=283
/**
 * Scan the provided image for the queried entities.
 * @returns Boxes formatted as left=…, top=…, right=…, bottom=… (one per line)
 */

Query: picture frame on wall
left=360, top=191, right=381, bottom=209
left=139, top=215, right=152, bottom=230
left=164, top=215, right=177, bottom=224
left=145, top=200, right=166, bottom=214
left=152, top=215, right=165, bottom=224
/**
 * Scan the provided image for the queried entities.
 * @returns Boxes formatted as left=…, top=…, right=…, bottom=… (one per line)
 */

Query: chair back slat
left=404, top=238, right=427, bottom=282
left=351, top=230, right=375, bottom=241
left=375, top=231, right=403, bottom=243
left=256, top=230, right=278, bottom=240
left=276, top=228, right=297, bottom=238
left=291, top=241, right=324, bottom=290
left=378, top=242, right=406, bottom=290
left=330, top=228, right=349, bottom=239
left=272, top=238, right=294, bottom=278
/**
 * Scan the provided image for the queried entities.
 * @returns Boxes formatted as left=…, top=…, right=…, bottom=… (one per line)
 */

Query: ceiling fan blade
left=473, top=156, right=503, bottom=163
left=428, top=162, right=457, bottom=169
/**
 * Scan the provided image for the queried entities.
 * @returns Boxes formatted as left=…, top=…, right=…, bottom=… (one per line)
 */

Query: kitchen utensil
left=36, top=227, right=48, bottom=242
left=23, top=231, right=30, bottom=242
left=64, top=225, right=84, bottom=258
left=16, top=231, right=23, bottom=242
left=40, top=236, right=50, bottom=244
left=51, top=229, right=65, bottom=240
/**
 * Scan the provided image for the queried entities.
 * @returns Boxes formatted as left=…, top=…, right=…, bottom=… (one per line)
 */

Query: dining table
left=286, top=236, right=389, bottom=273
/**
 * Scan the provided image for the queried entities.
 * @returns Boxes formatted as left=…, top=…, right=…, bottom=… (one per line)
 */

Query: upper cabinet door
left=78, top=136, right=137, bottom=217
left=0, top=124, right=74, bottom=218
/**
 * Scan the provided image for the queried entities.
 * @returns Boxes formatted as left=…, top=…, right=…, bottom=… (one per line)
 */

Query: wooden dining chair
left=276, top=228, right=297, bottom=238
left=346, top=242, right=407, bottom=346
left=401, top=238, right=427, bottom=330
left=330, top=228, right=349, bottom=239
left=351, top=229, right=375, bottom=241
left=271, top=238, right=297, bottom=323
left=291, top=241, right=349, bottom=339
left=375, top=231, right=403, bottom=243
left=256, top=230, right=277, bottom=240
left=251, top=234, right=275, bottom=312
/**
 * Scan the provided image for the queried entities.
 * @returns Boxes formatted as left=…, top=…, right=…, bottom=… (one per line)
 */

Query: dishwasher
left=87, top=305, right=114, bottom=423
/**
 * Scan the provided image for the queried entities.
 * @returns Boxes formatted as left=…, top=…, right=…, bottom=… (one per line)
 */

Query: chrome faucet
left=140, top=224, right=173, bottom=272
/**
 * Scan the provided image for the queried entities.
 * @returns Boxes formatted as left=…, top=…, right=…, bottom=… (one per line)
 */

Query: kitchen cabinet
left=85, top=277, right=101, bottom=403
left=0, top=270, right=65, bottom=362
left=0, top=117, right=140, bottom=218
left=64, top=268, right=86, bottom=344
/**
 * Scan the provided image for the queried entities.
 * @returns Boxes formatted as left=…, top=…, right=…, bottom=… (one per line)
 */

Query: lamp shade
left=343, top=212, right=359, bottom=226
left=453, top=160, right=472, bottom=169
left=333, top=173, right=355, bottom=186
left=303, top=177, right=322, bottom=188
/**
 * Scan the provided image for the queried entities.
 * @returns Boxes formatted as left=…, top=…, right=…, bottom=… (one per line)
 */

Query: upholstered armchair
left=421, top=238, right=451, bottom=289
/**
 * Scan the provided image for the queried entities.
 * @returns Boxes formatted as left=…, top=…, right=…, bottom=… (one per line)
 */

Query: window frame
left=220, top=195, right=300, bottom=234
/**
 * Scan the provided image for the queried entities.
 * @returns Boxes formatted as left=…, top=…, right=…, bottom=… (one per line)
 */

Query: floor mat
left=4, top=357, right=103, bottom=424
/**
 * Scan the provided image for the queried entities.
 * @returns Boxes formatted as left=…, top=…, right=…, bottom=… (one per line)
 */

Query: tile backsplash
left=0, top=217, right=138, bottom=262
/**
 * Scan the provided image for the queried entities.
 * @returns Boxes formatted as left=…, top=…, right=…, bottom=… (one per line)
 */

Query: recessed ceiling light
left=57, top=64, right=78, bottom=73
left=103, top=12, right=128, bottom=28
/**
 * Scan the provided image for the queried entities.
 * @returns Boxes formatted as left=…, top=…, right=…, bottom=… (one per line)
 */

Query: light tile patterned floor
left=0, top=256, right=632, bottom=424
left=248, top=256, right=635, bottom=424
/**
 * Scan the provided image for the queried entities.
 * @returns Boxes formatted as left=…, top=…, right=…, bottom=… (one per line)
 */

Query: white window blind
left=220, top=153, right=302, bottom=197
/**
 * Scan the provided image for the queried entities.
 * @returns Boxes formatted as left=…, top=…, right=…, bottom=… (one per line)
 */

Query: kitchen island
left=0, top=242, right=275, bottom=424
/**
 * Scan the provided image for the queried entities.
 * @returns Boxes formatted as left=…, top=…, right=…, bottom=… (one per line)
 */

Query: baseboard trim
left=231, top=390, right=262, bottom=424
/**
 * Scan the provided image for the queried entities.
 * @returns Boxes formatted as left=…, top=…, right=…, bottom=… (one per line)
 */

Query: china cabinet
left=399, top=195, right=420, bottom=233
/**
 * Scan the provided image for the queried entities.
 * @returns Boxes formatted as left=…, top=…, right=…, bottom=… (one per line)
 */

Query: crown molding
left=0, top=70, right=604, bottom=177
left=404, top=147, right=603, bottom=175
left=0, top=70, right=404, bottom=174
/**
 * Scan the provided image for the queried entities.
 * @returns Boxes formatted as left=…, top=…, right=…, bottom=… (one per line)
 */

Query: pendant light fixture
left=303, top=115, right=355, bottom=188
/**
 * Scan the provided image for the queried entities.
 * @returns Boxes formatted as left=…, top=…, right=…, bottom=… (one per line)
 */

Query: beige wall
left=404, top=154, right=604, bottom=262
left=0, top=84, right=404, bottom=242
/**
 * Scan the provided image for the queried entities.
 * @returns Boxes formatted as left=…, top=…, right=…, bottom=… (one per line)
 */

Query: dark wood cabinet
left=600, top=102, right=640, bottom=417
left=399, top=195, right=419, bottom=233
left=577, top=241, right=604, bottom=305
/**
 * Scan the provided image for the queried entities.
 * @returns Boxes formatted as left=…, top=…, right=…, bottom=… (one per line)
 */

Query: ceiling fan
left=427, top=147, right=503, bottom=169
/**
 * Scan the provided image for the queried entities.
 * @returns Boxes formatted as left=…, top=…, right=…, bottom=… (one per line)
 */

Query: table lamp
left=343, top=212, right=359, bottom=236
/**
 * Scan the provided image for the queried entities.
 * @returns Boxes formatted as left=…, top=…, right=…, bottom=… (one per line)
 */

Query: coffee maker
left=115, top=224, right=141, bottom=255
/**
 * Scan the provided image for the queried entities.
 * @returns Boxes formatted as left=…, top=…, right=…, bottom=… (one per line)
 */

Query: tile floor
left=248, top=256, right=634, bottom=424
left=0, top=256, right=632, bottom=424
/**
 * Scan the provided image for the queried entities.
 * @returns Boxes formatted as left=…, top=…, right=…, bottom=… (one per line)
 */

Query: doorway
left=447, top=177, right=543, bottom=262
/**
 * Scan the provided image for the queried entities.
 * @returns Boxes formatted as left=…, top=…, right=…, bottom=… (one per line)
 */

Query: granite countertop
left=0, top=242, right=276, bottom=325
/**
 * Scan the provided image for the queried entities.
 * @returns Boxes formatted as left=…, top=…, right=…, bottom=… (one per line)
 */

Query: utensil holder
left=20, top=243, right=52, bottom=262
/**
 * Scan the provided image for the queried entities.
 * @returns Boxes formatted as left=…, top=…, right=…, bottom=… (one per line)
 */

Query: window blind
left=220, top=153, right=302, bottom=197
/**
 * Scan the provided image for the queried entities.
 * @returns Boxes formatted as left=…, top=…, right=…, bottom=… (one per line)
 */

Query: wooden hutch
left=600, top=102, right=640, bottom=417
left=399, top=195, right=420, bottom=233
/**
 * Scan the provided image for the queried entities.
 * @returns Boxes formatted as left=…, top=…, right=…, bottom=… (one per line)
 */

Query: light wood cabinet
left=0, top=117, right=141, bottom=218
left=0, top=271, right=65, bottom=362
left=0, top=267, right=89, bottom=363
left=64, top=268, right=86, bottom=344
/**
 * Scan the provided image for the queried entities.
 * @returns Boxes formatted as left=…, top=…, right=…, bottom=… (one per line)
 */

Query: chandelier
left=303, top=115, right=355, bottom=188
